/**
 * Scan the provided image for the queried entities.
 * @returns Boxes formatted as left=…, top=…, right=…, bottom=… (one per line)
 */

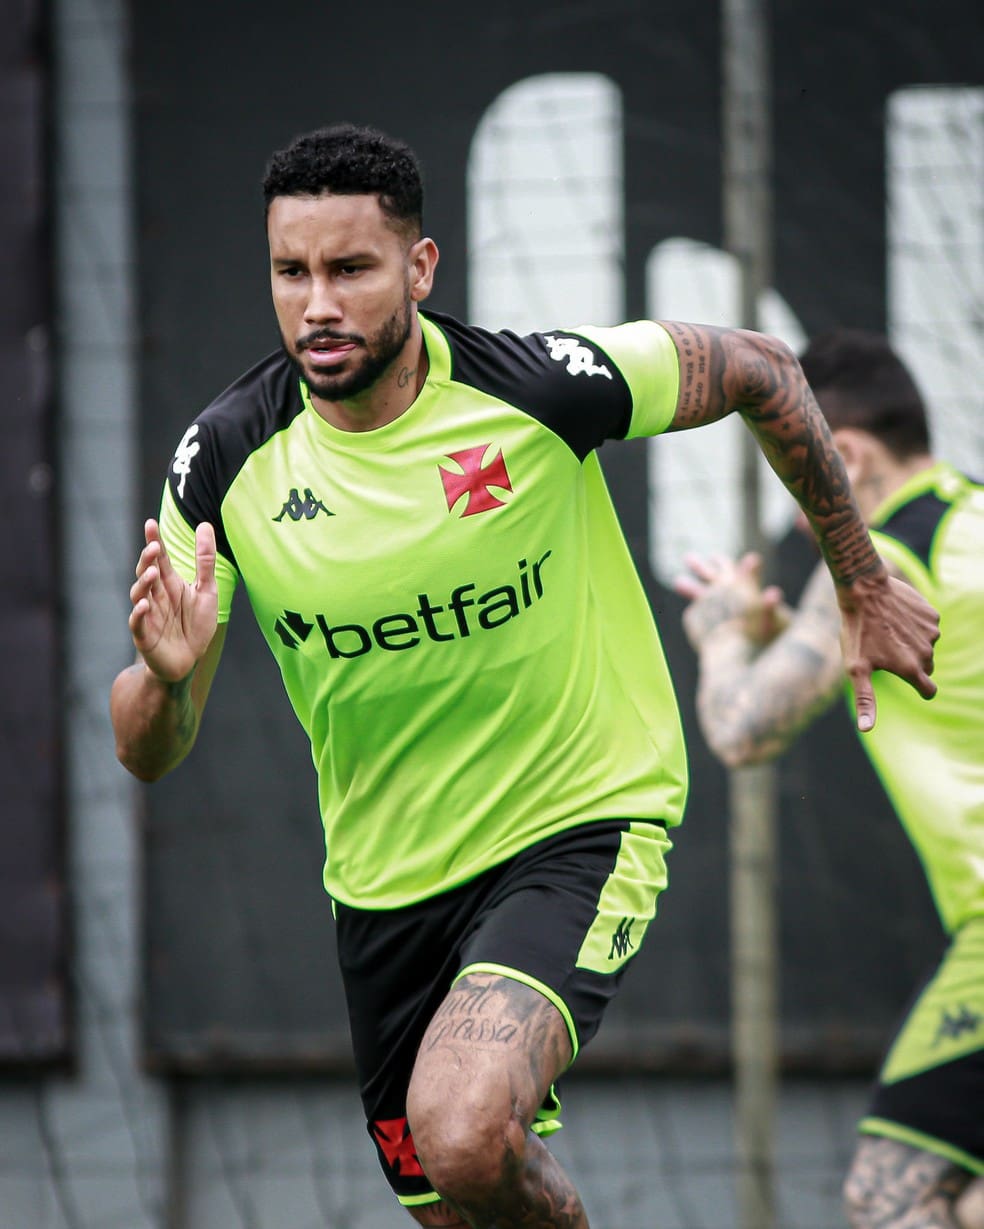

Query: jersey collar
left=869, top=460, right=958, bottom=529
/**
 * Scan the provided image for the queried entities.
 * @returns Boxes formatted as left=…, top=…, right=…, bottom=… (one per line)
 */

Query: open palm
left=129, top=519, right=218, bottom=682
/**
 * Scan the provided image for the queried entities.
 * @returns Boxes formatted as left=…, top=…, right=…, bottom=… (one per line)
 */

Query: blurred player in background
left=678, top=329, right=983, bottom=1229
left=111, top=127, right=939, bottom=1229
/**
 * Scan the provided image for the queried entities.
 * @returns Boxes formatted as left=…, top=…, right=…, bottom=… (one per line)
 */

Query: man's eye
left=339, top=265, right=364, bottom=277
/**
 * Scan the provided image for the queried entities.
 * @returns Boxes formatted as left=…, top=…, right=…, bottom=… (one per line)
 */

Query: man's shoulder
left=165, top=350, right=303, bottom=539
left=421, top=311, right=632, bottom=459
left=423, top=309, right=622, bottom=375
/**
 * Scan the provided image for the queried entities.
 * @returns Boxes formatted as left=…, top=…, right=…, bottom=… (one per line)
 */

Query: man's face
left=267, top=192, right=424, bottom=403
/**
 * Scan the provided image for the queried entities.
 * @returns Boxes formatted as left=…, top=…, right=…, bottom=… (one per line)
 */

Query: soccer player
left=677, top=329, right=983, bottom=1229
left=111, top=127, right=939, bottom=1229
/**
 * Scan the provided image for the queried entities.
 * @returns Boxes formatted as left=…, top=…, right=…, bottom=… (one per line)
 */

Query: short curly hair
left=262, top=123, right=423, bottom=238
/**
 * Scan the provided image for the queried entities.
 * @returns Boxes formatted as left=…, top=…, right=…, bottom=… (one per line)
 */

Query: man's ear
left=408, top=237, right=439, bottom=303
left=831, top=427, right=869, bottom=487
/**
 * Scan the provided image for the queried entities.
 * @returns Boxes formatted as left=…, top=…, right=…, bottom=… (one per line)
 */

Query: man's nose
left=304, top=276, right=343, bottom=324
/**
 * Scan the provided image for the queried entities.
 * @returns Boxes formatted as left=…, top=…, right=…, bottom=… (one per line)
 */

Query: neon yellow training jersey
left=159, top=312, right=689, bottom=908
left=865, top=462, right=984, bottom=935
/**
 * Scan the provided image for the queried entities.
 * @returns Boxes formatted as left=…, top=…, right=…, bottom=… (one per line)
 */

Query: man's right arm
left=110, top=626, right=226, bottom=781
left=680, top=558, right=846, bottom=767
left=110, top=518, right=222, bottom=782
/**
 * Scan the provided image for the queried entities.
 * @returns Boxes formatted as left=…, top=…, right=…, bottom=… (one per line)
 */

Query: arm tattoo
left=695, top=566, right=845, bottom=765
left=126, top=662, right=197, bottom=749
left=661, top=322, right=882, bottom=589
left=683, top=586, right=757, bottom=645
left=165, top=673, right=198, bottom=746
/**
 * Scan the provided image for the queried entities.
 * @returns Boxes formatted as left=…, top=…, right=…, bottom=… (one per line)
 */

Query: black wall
left=133, top=0, right=977, bottom=1071
left=0, top=0, right=68, bottom=1067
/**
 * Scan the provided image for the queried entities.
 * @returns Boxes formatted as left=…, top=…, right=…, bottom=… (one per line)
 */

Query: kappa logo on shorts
left=608, top=916, right=636, bottom=960
left=933, top=1003, right=982, bottom=1047
left=371, top=1116, right=424, bottom=1177
left=439, top=444, right=512, bottom=517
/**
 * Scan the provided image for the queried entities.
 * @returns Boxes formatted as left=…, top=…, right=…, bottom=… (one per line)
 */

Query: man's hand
left=128, top=519, right=218, bottom=683
left=675, top=552, right=790, bottom=651
left=836, top=570, right=939, bottom=732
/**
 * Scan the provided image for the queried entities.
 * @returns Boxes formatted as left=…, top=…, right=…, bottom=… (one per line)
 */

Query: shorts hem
left=859, top=1117, right=984, bottom=1175
left=397, top=1190, right=441, bottom=1207
left=454, top=960, right=580, bottom=1063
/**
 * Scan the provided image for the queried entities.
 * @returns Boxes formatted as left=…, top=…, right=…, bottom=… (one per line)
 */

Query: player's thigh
left=408, top=969, right=572, bottom=1135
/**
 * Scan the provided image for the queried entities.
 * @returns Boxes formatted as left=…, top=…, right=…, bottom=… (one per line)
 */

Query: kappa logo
left=371, top=1117, right=424, bottom=1177
left=608, top=916, right=636, bottom=961
left=273, top=487, right=334, bottom=522
left=439, top=444, right=513, bottom=517
left=171, top=425, right=201, bottom=498
left=933, top=1003, right=982, bottom=1047
left=544, top=334, right=613, bottom=380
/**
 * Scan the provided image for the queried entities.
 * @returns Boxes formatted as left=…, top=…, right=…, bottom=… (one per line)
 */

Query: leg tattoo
left=844, top=1136, right=976, bottom=1228
left=407, top=973, right=589, bottom=1228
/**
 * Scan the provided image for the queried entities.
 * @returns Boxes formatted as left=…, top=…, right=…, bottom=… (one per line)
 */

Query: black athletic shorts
left=333, top=817, right=672, bottom=1208
left=860, top=916, right=984, bottom=1175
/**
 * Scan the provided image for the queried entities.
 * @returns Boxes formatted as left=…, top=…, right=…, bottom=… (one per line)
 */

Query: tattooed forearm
left=734, top=337, right=880, bottom=588
left=660, top=322, right=883, bottom=590
left=114, top=662, right=200, bottom=779
left=164, top=671, right=198, bottom=746
left=682, top=587, right=755, bottom=645
left=697, top=635, right=837, bottom=766
left=694, top=568, right=845, bottom=766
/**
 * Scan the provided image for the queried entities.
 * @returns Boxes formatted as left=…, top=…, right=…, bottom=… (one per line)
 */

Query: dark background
left=126, top=0, right=979, bottom=1071
left=0, top=0, right=68, bottom=1067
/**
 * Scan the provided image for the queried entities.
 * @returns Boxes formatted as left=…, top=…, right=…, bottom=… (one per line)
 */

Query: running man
left=678, top=329, right=983, bottom=1229
left=111, top=129, right=939, bottom=1228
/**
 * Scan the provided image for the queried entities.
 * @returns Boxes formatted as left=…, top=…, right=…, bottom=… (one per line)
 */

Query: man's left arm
left=656, top=321, right=939, bottom=731
left=678, top=554, right=846, bottom=766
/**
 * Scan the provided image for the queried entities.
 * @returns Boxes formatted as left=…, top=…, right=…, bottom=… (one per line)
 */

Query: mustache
left=297, top=328, right=364, bottom=350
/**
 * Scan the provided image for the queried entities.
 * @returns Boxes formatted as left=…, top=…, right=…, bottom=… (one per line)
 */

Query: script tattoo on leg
left=424, top=977, right=522, bottom=1051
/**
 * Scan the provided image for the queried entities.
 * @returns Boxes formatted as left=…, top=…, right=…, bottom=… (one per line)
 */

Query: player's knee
left=407, top=1081, right=525, bottom=1206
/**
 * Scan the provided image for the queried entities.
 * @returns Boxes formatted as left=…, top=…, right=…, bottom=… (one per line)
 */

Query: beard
left=286, top=294, right=413, bottom=403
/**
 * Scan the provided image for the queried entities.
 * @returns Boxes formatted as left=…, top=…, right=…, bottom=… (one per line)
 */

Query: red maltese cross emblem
left=438, top=444, right=513, bottom=517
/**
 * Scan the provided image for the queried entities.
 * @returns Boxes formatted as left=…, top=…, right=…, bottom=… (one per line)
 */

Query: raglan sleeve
left=573, top=320, right=680, bottom=439
left=157, top=419, right=240, bottom=623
